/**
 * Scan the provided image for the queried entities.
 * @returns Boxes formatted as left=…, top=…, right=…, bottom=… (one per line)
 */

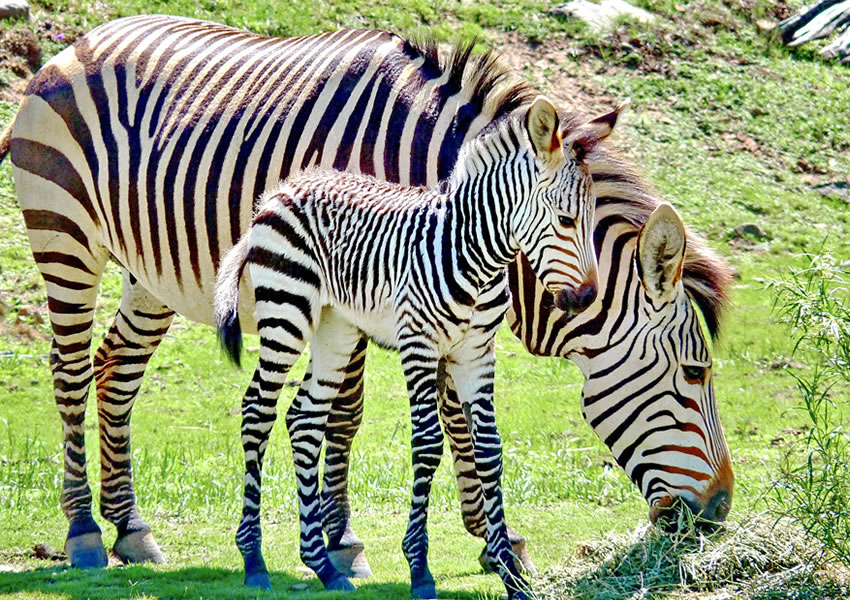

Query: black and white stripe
left=1, top=13, right=733, bottom=576
left=213, top=98, right=609, bottom=598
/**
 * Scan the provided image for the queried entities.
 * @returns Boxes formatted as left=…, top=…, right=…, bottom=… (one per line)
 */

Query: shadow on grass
left=0, top=564, right=487, bottom=600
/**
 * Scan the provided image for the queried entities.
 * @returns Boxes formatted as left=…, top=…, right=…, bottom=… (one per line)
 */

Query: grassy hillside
left=0, top=1, right=848, bottom=598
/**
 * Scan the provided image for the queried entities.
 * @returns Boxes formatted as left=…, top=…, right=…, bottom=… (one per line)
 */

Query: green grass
left=1, top=0, right=850, bottom=598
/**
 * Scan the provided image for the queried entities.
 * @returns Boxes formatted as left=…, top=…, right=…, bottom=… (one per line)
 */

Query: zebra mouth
left=553, top=282, right=598, bottom=316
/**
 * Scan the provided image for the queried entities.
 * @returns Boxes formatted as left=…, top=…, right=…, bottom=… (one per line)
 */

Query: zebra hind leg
left=34, top=239, right=110, bottom=568
left=286, top=310, right=362, bottom=592
left=438, top=366, right=537, bottom=576
left=92, top=270, right=175, bottom=564
left=236, top=270, right=324, bottom=590
left=320, top=336, right=373, bottom=578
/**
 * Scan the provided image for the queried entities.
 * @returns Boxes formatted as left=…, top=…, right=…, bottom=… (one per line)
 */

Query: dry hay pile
left=535, top=513, right=849, bottom=600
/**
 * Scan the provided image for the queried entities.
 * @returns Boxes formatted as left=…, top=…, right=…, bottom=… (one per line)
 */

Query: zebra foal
left=214, top=96, right=617, bottom=598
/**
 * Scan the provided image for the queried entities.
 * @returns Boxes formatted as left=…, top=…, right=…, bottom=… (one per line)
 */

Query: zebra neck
left=443, top=176, right=518, bottom=292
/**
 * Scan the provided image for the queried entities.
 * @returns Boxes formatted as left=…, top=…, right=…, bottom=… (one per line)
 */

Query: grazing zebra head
left=464, top=96, right=624, bottom=315
left=513, top=193, right=734, bottom=528
left=596, top=202, right=733, bottom=528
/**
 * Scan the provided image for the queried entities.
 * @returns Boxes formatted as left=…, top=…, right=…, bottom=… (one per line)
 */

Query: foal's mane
left=399, top=35, right=732, bottom=338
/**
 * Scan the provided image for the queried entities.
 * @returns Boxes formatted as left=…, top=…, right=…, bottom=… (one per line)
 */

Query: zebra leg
left=286, top=310, right=361, bottom=592
left=437, top=365, right=537, bottom=576
left=446, top=349, right=529, bottom=600
left=236, top=273, right=321, bottom=590
left=320, top=336, right=373, bottom=578
left=399, top=334, right=443, bottom=600
left=92, top=270, right=174, bottom=564
left=31, top=236, right=110, bottom=568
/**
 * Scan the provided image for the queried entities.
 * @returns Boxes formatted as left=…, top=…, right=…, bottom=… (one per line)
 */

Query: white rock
left=0, top=0, right=29, bottom=18
left=550, top=0, right=655, bottom=32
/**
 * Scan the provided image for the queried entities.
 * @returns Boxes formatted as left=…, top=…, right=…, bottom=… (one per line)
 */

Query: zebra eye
left=682, top=365, right=707, bottom=385
left=558, top=215, right=576, bottom=228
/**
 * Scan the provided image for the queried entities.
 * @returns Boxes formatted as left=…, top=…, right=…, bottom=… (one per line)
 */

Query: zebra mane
left=583, top=144, right=734, bottom=339
left=401, top=36, right=536, bottom=121
left=400, top=33, right=731, bottom=337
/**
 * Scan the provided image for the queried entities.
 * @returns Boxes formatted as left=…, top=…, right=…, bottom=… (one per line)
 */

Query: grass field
left=1, top=0, right=849, bottom=598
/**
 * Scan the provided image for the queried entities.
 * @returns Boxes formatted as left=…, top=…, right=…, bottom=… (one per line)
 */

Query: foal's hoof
left=113, top=529, right=165, bottom=564
left=477, top=539, right=537, bottom=577
left=65, top=532, right=108, bottom=569
left=411, top=582, right=437, bottom=599
left=328, top=544, right=373, bottom=579
left=245, top=570, right=272, bottom=590
left=243, top=551, right=271, bottom=590
left=324, top=574, right=356, bottom=592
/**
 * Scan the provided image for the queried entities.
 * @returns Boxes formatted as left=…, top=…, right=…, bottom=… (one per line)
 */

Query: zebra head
left=575, top=202, right=734, bottom=529
left=517, top=97, right=626, bottom=316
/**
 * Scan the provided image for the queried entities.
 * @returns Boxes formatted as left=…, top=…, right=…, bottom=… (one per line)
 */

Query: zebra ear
left=636, top=202, right=686, bottom=305
left=586, top=98, right=630, bottom=141
left=526, top=96, right=562, bottom=164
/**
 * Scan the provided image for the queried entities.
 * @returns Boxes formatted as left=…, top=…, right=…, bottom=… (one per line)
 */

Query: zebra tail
left=214, top=235, right=251, bottom=368
left=0, top=120, right=13, bottom=164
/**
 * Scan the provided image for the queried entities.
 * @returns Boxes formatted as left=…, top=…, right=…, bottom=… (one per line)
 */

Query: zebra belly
left=331, top=304, right=399, bottom=350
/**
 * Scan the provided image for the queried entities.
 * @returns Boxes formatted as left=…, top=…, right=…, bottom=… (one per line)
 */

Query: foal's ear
left=636, top=202, right=686, bottom=306
left=586, top=98, right=630, bottom=142
left=526, top=96, right=562, bottom=165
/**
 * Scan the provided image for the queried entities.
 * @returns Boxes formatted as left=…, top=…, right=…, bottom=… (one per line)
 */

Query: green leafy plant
left=769, top=251, right=850, bottom=569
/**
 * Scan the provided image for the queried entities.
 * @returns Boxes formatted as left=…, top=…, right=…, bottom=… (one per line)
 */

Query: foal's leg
left=438, top=368, right=537, bottom=575
left=93, top=270, right=174, bottom=564
left=445, top=281, right=530, bottom=599
left=445, top=346, right=529, bottom=600
left=237, top=285, right=318, bottom=589
left=319, top=336, right=372, bottom=578
left=398, top=329, right=444, bottom=600
left=287, top=311, right=362, bottom=592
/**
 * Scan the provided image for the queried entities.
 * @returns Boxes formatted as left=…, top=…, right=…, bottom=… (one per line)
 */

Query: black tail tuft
left=218, top=307, right=243, bottom=368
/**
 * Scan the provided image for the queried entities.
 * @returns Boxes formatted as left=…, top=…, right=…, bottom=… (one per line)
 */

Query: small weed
left=769, top=251, right=850, bottom=569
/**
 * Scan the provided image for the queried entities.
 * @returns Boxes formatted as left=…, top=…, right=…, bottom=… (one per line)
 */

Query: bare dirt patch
left=0, top=18, right=83, bottom=104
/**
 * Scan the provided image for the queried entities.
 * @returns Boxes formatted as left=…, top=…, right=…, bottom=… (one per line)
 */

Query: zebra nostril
left=554, top=281, right=597, bottom=315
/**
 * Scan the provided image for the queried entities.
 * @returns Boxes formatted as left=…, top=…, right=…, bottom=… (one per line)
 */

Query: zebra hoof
left=245, top=570, right=272, bottom=590
left=65, top=532, right=108, bottom=569
left=243, top=550, right=271, bottom=590
left=324, top=574, right=356, bottom=592
left=410, top=582, right=437, bottom=599
left=328, top=544, right=373, bottom=579
left=477, top=540, right=537, bottom=577
left=113, top=529, right=165, bottom=564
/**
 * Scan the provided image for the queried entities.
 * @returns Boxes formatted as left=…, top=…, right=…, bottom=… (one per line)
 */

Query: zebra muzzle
left=554, top=280, right=598, bottom=315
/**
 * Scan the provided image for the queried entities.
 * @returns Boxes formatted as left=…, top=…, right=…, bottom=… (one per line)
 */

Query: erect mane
left=401, top=36, right=536, bottom=121
left=399, top=34, right=731, bottom=337
left=582, top=143, right=734, bottom=339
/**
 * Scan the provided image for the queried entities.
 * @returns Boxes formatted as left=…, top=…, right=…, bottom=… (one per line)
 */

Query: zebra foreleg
left=438, top=367, right=537, bottom=576
left=286, top=311, right=361, bottom=592
left=399, top=335, right=443, bottom=600
left=320, top=336, right=373, bottom=578
left=446, top=347, right=529, bottom=600
left=93, top=270, right=174, bottom=564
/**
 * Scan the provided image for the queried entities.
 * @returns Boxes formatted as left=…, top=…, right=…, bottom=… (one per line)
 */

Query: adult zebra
left=1, top=14, right=734, bottom=575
